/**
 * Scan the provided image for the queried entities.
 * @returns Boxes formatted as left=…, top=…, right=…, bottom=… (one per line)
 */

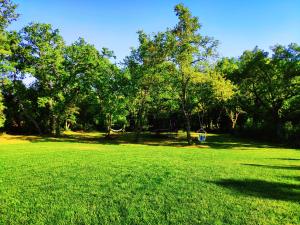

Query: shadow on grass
left=25, top=133, right=193, bottom=147
left=269, top=158, right=300, bottom=161
left=242, top=163, right=300, bottom=171
left=10, top=131, right=296, bottom=150
left=201, top=134, right=282, bottom=149
left=214, top=179, right=300, bottom=202
left=282, top=176, right=300, bottom=182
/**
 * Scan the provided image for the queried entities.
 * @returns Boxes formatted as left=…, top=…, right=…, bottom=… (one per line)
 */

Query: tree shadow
left=242, top=163, right=300, bottom=171
left=14, top=132, right=200, bottom=147
left=268, top=158, right=300, bottom=161
left=204, top=134, right=283, bottom=149
left=9, top=131, right=297, bottom=150
left=213, top=179, right=300, bottom=202
left=24, top=132, right=193, bottom=147
left=21, top=134, right=104, bottom=144
left=281, top=176, right=300, bottom=182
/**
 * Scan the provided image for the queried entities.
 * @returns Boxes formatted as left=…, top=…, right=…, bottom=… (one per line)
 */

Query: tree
left=216, top=58, right=244, bottom=129
left=187, top=69, right=234, bottom=131
left=19, top=23, right=67, bottom=135
left=224, top=92, right=245, bottom=129
left=0, top=0, right=19, bottom=130
left=0, top=92, right=5, bottom=127
left=0, top=0, right=18, bottom=55
left=227, top=44, right=300, bottom=137
left=125, top=30, right=174, bottom=140
left=93, top=54, right=128, bottom=137
left=67, top=38, right=128, bottom=137
left=0, top=0, right=18, bottom=29
left=63, top=38, right=102, bottom=132
left=168, top=4, right=218, bottom=143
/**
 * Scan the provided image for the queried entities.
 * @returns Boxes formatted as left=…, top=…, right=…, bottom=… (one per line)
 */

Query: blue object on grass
left=198, top=131, right=206, bottom=142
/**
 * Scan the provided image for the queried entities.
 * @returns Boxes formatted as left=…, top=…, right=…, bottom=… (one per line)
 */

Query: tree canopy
left=0, top=1, right=299, bottom=145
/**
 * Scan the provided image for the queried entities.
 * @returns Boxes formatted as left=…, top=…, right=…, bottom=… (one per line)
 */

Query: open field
left=0, top=132, right=299, bottom=225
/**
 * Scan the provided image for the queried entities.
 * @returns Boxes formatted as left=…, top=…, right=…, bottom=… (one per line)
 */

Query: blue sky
left=9, top=0, right=300, bottom=61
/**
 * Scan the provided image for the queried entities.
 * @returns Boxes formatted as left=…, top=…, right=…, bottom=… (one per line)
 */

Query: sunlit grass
left=0, top=132, right=299, bottom=224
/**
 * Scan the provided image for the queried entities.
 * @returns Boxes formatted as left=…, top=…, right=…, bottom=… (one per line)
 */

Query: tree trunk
left=107, top=127, right=111, bottom=137
left=106, top=113, right=112, bottom=137
left=135, top=112, right=142, bottom=141
left=273, top=113, right=282, bottom=139
left=135, top=93, right=146, bottom=142
left=65, top=120, right=70, bottom=131
left=185, top=118, right=192, bottom=144
left=51, top=115, right=56, bottom=135
left=180, top=76, right=192, bottom=144
left=49, top=101, right=56, bottom=135
left=55, top=116, right=61, bottom=136
left=276, top=121, right=282, bottom=138
left=14, top=97, right=42, bottom=135
left=183, top=111, right=192, bottom=144
left=21, top=111, right=42, bottom=135
left=232, top=119, right=237, bottom=129
left=228, top=110, right=239, bottom=129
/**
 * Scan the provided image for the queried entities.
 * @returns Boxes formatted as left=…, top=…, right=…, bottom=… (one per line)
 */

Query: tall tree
left=0, top=0, right=18, bottom=55
left=168, top=4, right=218, bottom=143
left=0, top=0, right=19, bottom=129
left=63, top=38, right=102, bottom=131
left=125, top=31, right=174, bottom=140
left=93, top=51, right=128, bottom=137
left=230, top=44, right=300, bottom=137
left=0, top=92, right=5, bottom=127
left=216, top=58, right=245, bottom=129
left=19, top=23, right=66, bottom=135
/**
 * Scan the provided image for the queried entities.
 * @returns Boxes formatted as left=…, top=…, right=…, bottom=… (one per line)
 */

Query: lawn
left=0, top=132, right=299, bottom=225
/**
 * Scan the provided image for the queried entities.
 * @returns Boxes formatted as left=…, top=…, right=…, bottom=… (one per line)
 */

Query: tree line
left=1, top=0, right=299, bottom=145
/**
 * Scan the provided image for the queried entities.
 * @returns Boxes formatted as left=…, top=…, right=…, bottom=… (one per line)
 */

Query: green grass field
left=0, top=132, right=299, bottom=225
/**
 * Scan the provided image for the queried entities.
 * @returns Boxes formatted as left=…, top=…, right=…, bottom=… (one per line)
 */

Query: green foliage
left=0, top=92, right=5, bottom=127
left=0, top=0, right=18, bottom=71
left=125, top=30, right=175, bottom=138
left=216, top=44, right=300, bottom=139
left=93, top=59, right=128, bottom=135
left=0, top=0, right=299, bottom=143
left=0, top=0, right=18, bottom=51
left=125, top=4, right=222, bottom=143
left=63, top=38, right=103, bottom=131
left=0, top=0, right=18, bottom=30
left=168, top=4, right=218, bottom=143
left=18, top=23, right=66, bottom=134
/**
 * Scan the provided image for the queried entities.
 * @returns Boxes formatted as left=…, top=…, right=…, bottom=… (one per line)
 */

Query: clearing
left=0, top=132, right=299, bottom=224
